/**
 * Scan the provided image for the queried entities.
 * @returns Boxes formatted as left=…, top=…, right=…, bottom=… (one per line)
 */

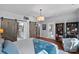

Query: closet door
left=1, top=18, right=18, bottom=42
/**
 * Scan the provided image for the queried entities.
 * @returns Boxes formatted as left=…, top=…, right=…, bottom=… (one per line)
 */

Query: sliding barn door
left=1, top=18, right=18, bottom=42
left=29, top=21, right=40, bottom=38
left=29, top=21, right=37, bottom=37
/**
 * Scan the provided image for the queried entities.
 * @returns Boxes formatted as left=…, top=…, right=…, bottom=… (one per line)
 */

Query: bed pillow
left=62, top=38, right=78, bottom=52
left=0, top=38, right=4, bottom=54
left=3, top=40, right=19, bottom=54
left=38, top=49, right=48, bottom=54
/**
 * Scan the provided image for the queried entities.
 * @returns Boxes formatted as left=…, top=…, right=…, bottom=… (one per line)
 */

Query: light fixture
left=36, top=9, right=45, bottom=21
left=0, top=28, right=4, bottom=33
left=0, top=28, right=4, bottom=38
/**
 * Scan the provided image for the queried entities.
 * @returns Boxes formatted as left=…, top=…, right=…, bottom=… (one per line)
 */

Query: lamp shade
left=36, top=16, right=45, bottom=21
left=0, top=28, right=4, bottom=33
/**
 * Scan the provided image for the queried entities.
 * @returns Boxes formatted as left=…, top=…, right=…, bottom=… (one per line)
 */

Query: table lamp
left=0, top=28, right=4, bottom=38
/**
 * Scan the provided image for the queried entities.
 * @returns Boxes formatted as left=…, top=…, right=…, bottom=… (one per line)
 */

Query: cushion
left=38, top=49, right=48, bottom=54
left=62, top=38, right=78, bottom=52
left=0, top=51, right=4, bottom=54
left=3, top=40, right=19, bottom=54
left=62, top=38, right=72, bottom=52
left=0, top=38, right=4, bottom=54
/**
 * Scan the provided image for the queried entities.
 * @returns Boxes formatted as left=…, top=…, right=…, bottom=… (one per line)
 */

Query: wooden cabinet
left=56, top=23, right=64, bottom=37
left=55, top=22, right=79, bottom=39
left=66, top=22, right=79, bottom=38
left=55, top=23, right=64, bottom=41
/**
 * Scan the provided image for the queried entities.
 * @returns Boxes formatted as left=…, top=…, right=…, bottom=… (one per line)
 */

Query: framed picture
left=42, top=24, right=46, bottom=30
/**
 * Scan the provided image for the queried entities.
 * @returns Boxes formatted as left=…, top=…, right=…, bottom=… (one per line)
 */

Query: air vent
left=24, top=16, right=29, bottom=20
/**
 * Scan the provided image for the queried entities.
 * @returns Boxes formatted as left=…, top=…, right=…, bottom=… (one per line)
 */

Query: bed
left=0, top=38, right=68, bottom=54
left=32, top=38, right=68, bottom=54
left=13, top=38, right=35, bottom=54
left=14, top=38, right=68, bottom=54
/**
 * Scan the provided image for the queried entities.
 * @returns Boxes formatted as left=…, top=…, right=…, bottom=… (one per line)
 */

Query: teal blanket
left=33, top=39, right=58, bottom=54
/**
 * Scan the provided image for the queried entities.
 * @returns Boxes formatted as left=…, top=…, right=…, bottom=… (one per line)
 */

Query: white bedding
left=13, top=39, right=35, bottom=54
left=58, top=49, right=69, bottom=54
left=13, top=38, right=68, bottom=54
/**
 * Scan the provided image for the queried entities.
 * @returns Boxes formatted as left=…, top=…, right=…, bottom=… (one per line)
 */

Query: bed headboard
left=1, top=17, right=18, bottom=42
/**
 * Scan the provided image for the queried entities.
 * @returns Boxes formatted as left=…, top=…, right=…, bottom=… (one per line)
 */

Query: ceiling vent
left=23, top=16, right=29, bottom=20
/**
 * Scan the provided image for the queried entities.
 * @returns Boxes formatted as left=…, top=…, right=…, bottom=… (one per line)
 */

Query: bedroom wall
left=74, top=8, right=79, bottom=22
left=0, top=10, right=37, bottom=41
left=0, top=8, right=79, bottom=41
left=39, top=10, right=78, bottom=40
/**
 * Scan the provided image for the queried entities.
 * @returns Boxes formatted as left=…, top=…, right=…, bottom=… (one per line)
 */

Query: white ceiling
left=0, top=4, right=79, bottom=17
